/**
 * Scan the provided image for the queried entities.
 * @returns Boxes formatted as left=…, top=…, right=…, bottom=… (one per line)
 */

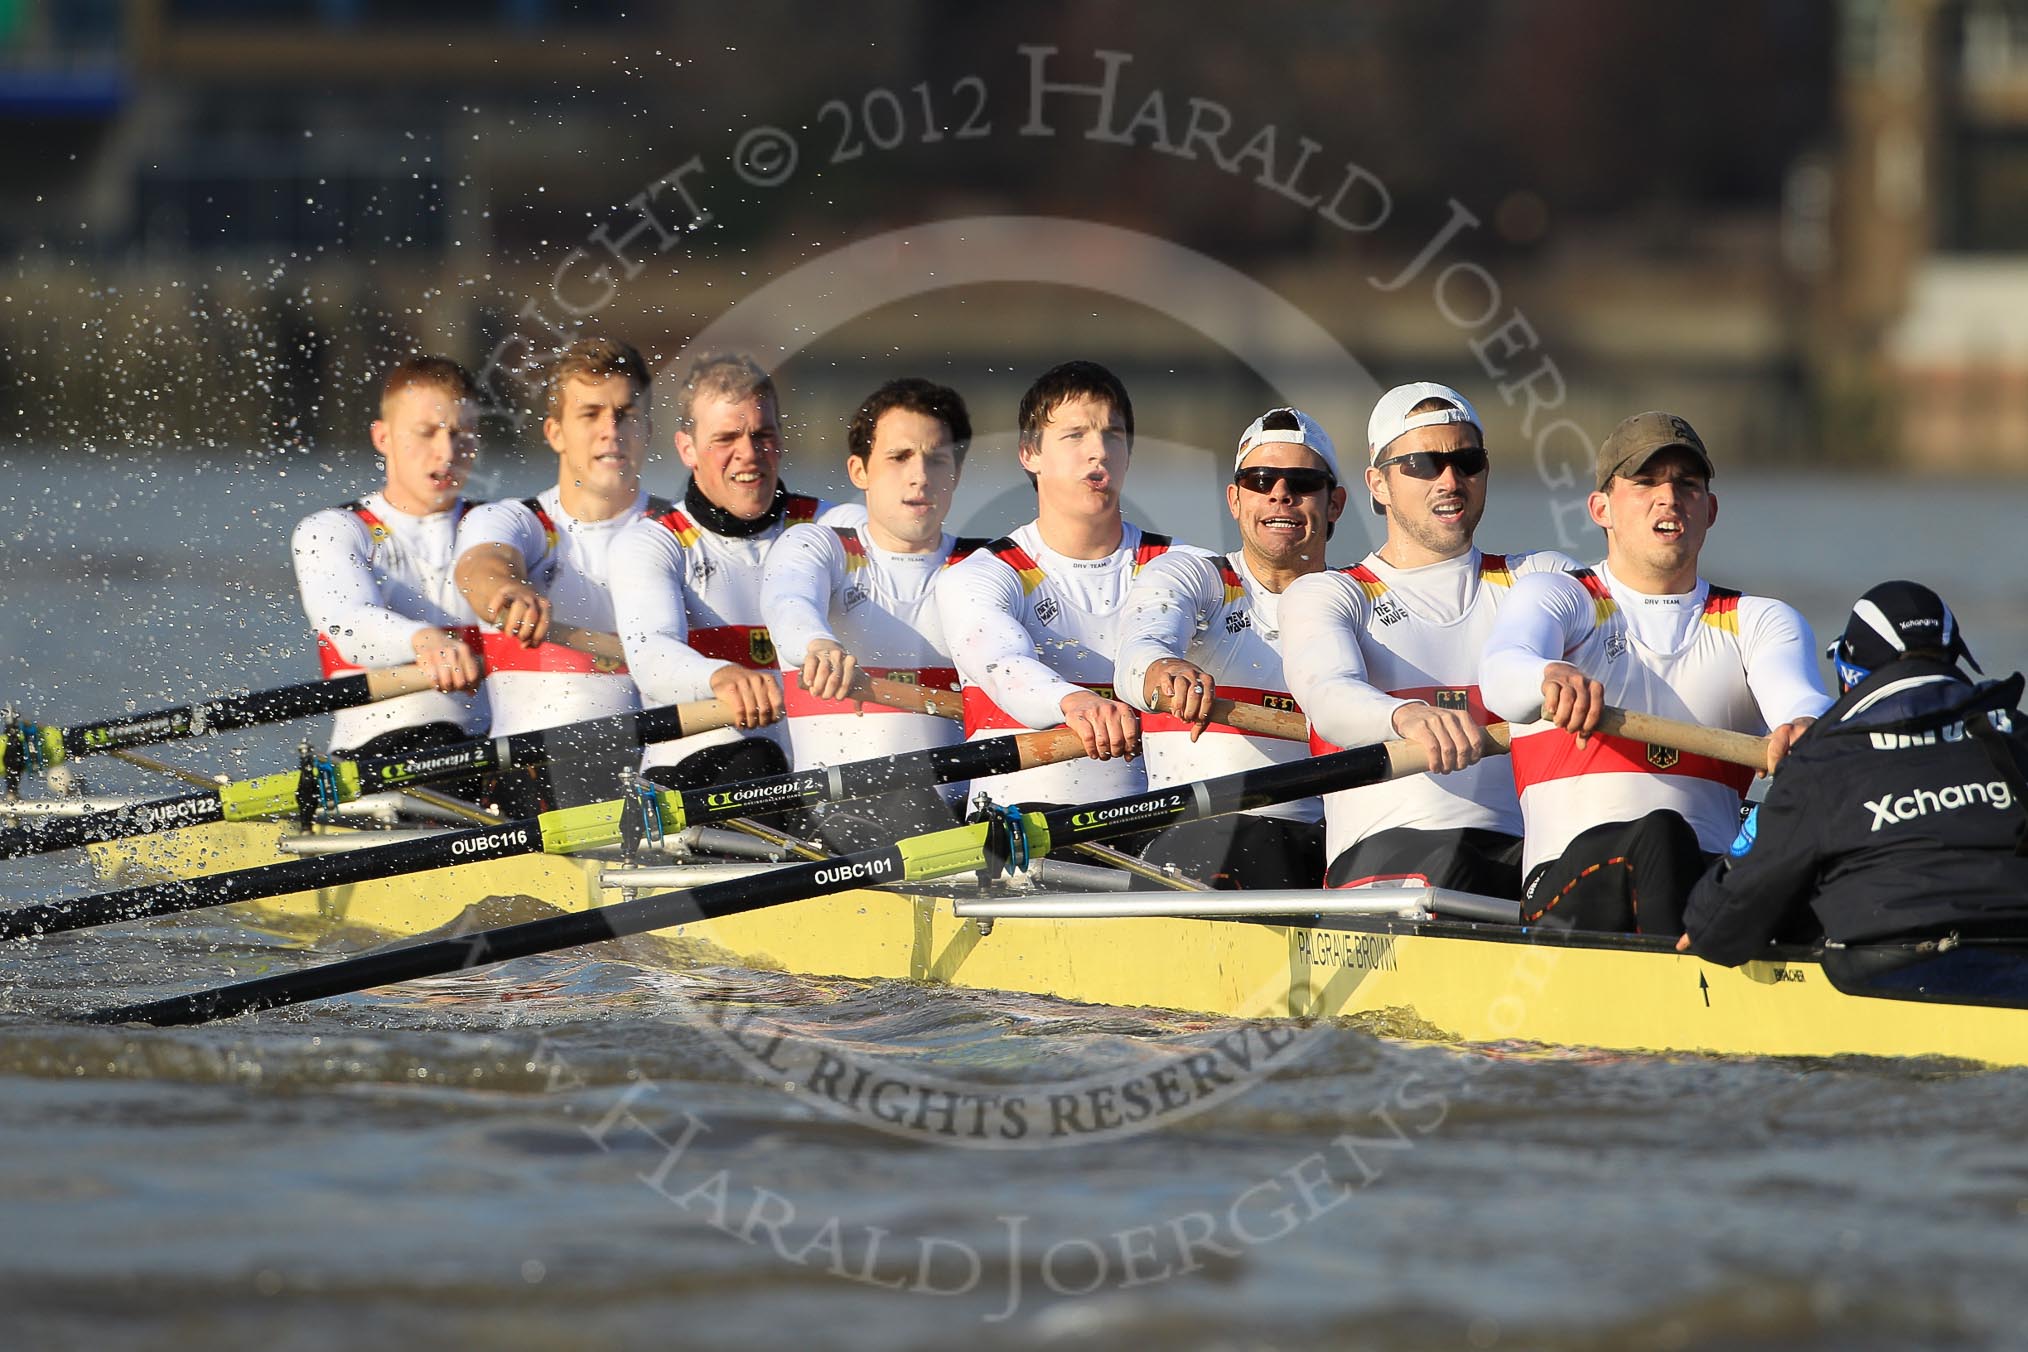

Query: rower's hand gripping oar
left=88, top=731, right=1454, bottom=1027
left=3, top=725, right=1087, bottom=941
left=1143, top=690, right=1771, bottom=772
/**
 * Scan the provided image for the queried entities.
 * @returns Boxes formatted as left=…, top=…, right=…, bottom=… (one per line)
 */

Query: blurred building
left=1832, top=0, right=2028, bottom=471
left=6, top=0, right=2022, bottom=476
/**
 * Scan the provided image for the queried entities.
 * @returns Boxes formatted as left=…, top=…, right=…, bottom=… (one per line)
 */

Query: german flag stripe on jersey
left=785, top=493, right=821, bottom=526
left=1214, top=560, right=1246, bottom=607
left=986, top=537, right=1046, bottom=595
left=521, top=497, right=561, bottom=554
left=833, top=527, right=869, bottom=573
left=1570, top=567, right=1618, bottom=625
left=343, top=500, right=393, bottom=546
left=1701, top=585, right=1742, bottom=634
left=653, top=507, right=702, bottom=548
left=1342, top=563, right=1388, bottom=603
left=1479, top=552, right=1514, bottom=587
left=1133, top=532, right=1173, bottom=571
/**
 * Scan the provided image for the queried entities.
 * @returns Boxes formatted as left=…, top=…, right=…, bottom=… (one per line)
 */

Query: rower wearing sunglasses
left=1112, top=408, right=1346, bottom=888
left=1480, top=412, right=1831, bottom=933
left=1282, top=383, right=1577, bottom=897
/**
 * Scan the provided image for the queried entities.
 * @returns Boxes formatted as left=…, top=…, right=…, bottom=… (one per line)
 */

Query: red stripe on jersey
left=963, top=682, right=1116, bottom=734
left=316, top=632, right=357, bottom=678
left=687, top=624, right=778, bottom=671
left=1509, top=728, right=1754, bottom=796
left=1142, top=685, right=1301, bottom=736
left=784, top=494, right=821, bottom=526
left=1134, top=533, right=1173, bottom=569
left=784, top=667, right=960, bottom=718
left=1308, top=685, right=1492, bottom=755
left=475, top=629, right=630, bottom=676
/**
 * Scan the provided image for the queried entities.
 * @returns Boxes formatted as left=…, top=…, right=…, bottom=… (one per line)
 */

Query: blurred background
left=1, top=0, right=2025, bottom=708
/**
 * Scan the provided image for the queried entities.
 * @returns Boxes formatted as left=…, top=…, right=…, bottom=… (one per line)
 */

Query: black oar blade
left=85, top=845, right=913, bottom=1027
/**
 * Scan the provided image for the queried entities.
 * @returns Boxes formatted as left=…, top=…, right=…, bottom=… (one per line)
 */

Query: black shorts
left=1520, top=809, right=1709, bottom=934
left=1137, top=813, right=1326, bottom=890
left=1325, top=826, right=1523, bottom=900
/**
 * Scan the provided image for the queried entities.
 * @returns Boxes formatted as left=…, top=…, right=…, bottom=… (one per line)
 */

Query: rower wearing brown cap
left=1480, top=412, right=1831, bottom=933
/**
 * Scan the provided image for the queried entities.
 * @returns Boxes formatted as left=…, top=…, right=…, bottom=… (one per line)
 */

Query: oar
left=2, top=726, right=1086, bottom=941
left=1594, top=708, right=1768, bottom=770
left=2, top=664, right=440, bottom=777
left=0, top=696, right=727, bottom=859
left=0, top=673, right=958, bottom=860
left=85, top=733, right=1445, bottom=1026
left=1146, top=690, right=1308, bottom=741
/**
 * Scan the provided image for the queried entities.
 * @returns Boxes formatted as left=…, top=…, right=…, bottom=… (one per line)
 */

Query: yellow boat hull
left=89, top=822, right=2028, bottom=1067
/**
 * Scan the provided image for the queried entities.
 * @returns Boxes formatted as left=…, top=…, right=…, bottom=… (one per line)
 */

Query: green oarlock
left=36, top=725, right=66, bottom=768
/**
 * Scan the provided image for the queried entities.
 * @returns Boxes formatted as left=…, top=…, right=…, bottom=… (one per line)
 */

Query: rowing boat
left=84, top=819, right=2028, bottom=1067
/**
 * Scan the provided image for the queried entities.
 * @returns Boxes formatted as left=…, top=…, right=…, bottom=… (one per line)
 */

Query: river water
left=1, top=449, right=2025, bottom=1349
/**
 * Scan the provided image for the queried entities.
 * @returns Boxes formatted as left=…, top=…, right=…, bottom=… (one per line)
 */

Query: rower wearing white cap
left=1113, top=408, right=1345, bottom=887
left=1480, top=411, right=1830, bottom=933
left=1282, top=382, right=1578, bottom=898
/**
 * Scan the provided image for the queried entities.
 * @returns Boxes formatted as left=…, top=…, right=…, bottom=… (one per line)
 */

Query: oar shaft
left=21, top=667, right=431, bottom=767
left=6, top=724, right=1087, bottom=933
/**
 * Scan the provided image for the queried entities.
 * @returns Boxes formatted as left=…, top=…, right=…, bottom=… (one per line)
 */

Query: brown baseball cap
left=1594, top=411, right=1715, bottom=490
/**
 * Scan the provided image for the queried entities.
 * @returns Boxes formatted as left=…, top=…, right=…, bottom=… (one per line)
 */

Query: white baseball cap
left=1234, top=407, right=1340, bottom=480
left=1366, top=382, right=1481, bottom=465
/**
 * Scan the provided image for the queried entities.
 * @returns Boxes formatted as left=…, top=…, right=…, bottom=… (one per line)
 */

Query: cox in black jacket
left=1683, top=658, right=2028, bottom=966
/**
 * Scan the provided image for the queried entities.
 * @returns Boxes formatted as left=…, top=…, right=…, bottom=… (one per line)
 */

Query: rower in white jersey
left=759, top=377, right=979, bottom=849
left=1481, top=411, right=1830, bottom=933
left=454, top=337, right=658, bottom=812
left=291, top=356, right=487, bottom=777
left=1113, top=407, right=1345, bottom=888
left=1283, top=383, right=1578, bottom=898
left=611, top=352, right=851, bottom=789
left=937, top=360, right=1163, bottom=812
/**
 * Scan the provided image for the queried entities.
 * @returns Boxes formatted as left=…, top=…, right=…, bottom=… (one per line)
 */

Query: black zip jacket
left=1683, top=659, right=2028, bottom=966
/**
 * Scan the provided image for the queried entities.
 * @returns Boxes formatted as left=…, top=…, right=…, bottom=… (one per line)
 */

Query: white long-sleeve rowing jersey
left=1114, top=549, right=1319, bottom=824
left=1480, top=562, right=1832, bottom=874
left=454, top=487, right=658, bottom=738
left=758, top=522, right=976, bottom=774
left=291, top=493, right=488, bottom=751
left=609, top=492, right=845, bottom=771
left=1282, top=548, right=1578, bottom=871
left=936, top=520, right=1171, bottom=810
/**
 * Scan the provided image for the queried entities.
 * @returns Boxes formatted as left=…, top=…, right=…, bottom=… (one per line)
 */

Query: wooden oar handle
left=852, top=675, right=966, bottom=720
left=1597, top=707, right=1769, bottom=771
left=1012, top=727, right=1088, bottom=770
left=363, top=664, right=439, bottom=701
left=548, top=624, right=628, bottom=667
left=1146, top=690, right=1309, bottom=742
